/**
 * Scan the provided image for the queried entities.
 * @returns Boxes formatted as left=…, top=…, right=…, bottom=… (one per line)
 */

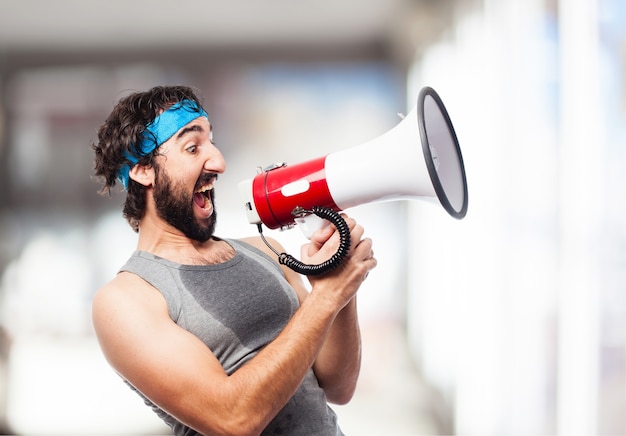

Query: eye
left=186, top=144, right=198, bottom=154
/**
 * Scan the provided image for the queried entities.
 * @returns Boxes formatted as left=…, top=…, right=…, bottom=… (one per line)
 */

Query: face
left=153, top=166, right=217, bottom=242
left=151, top=117, right=225, bottom=242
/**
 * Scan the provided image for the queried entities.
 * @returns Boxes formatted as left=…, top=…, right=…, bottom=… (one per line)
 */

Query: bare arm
left=93, top=216, right=375, bottom=435
left=302, top=216, right=374, bottom=403
left=247, top=215, right=375, bottom=404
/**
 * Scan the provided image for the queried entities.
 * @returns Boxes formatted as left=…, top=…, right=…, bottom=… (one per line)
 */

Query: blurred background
left=0, top=0, right=624, bottom=434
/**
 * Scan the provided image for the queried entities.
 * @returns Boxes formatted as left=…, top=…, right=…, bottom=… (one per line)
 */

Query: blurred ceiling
left=0, top=0, right=456, bottom=64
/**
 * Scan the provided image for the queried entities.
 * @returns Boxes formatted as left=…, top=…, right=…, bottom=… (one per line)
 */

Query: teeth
left=195, top=183, right=214, bottom=194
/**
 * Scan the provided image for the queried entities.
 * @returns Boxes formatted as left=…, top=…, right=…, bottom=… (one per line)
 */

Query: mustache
left=194, top=172, right=219, bottom=191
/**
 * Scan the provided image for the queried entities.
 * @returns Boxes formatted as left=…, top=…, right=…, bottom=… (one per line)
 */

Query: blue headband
left=117, top=99, right=208, bottom=190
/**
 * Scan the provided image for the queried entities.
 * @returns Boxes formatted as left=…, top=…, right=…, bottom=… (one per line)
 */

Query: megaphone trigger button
left=262, top=162, right=287, bottom=172
left=291, top=206, right=309, bottom=218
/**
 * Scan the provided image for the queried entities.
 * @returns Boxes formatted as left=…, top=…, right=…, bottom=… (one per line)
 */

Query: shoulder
left=92, top=272, right=170, bottom=339
left=236, top=236, right=290, bottom=270
left=93, top=271, right=160, bottom=307
left=237, top=235, right=282, bottom=255
left=92, top=272, right=177, bottom=371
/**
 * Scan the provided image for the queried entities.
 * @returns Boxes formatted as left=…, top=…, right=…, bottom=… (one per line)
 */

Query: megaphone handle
left=257, top=206, right=351, bottom=276
left=295, top=213, right=330, bottom=240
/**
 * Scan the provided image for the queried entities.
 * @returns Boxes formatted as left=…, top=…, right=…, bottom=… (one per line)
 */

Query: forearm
left=216, top=289, right=341, bottom=434
left=313, top=296, right=362, bottom=404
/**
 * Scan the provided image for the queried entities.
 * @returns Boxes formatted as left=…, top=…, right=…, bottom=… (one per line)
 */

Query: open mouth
left=193, top=179, right=215, bottom=210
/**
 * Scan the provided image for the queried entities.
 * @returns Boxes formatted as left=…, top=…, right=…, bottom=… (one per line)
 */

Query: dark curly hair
left=92, top=85, right=205, bottom=232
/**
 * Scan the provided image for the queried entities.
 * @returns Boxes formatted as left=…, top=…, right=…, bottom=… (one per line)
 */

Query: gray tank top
left=120, top=238, right=343, bottom=435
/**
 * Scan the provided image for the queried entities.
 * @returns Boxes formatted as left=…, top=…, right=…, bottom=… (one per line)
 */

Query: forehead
left=156, top=116, right=212, bottom=157
left=171, top=116, right=212, bottom=141
left=145, top=100, right=209, bottom=148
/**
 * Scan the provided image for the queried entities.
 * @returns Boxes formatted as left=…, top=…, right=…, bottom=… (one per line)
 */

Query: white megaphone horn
left=238, top=86, right=468, bottom=275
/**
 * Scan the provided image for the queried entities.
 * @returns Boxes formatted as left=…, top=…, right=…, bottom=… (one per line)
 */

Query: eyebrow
left=176, top=123, right=207, bottom=141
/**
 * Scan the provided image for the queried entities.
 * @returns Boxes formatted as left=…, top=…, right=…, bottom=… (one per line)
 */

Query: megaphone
left=239, top=86, right=468, bottom=275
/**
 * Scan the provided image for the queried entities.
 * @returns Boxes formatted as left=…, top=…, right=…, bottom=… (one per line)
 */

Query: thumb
left=309, top=222, right=335, bottom=249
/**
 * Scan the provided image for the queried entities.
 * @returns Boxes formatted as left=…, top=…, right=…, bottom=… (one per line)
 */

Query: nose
left=204, top=144, right=226, bottom=174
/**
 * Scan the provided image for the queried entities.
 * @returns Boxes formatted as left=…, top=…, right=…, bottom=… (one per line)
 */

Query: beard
left=153, top=165, right=217, bottom=242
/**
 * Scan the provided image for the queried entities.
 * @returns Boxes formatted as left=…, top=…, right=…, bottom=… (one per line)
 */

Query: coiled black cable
left=257, top=206, right=351, bottom=276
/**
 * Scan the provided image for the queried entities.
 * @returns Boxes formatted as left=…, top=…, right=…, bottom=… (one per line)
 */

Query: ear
left=129, top=164, right=155, bottom=188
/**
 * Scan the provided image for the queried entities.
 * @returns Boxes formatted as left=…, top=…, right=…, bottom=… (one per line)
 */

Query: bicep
left=92, top=276, right=231, bottom=430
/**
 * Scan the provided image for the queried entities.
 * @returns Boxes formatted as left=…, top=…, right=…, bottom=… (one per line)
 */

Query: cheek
left=163, top=158, right=199, bottom=182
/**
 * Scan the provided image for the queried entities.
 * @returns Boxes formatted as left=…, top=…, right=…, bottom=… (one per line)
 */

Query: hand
left=301, top=214, right=377, bottom=310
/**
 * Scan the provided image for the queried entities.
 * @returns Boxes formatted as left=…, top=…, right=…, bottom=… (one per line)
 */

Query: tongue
left=193, top=192, right=206, bottom=208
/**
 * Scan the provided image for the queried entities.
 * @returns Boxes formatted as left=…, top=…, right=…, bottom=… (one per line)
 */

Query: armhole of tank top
left=121, top=255, right=183, bottom=323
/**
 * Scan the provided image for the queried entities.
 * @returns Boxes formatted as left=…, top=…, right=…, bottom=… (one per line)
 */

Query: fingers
left=348, top=235, right=377, bottom=284
left=302, top=213, right=376, bottom=275
left=304, top=214, right=377, bottom=306
left=309, top=222, right=335, bottom=248
left=308, top=214, right=358, bottom=252
left=337, top=214, right=363, bottom=246
left=340, top=215, right=372, bottom=266
left=354, top=237, right=374, bottom=262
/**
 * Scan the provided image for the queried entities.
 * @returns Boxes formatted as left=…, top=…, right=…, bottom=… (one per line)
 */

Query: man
left=91, top=85, right=377, bottom=435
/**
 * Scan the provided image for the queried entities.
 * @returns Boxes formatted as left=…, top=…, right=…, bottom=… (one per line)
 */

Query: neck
left=135, top=213, right=233, bottom=265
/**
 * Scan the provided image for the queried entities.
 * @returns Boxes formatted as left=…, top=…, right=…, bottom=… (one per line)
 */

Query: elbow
left=324, top=381, right=358, bottom=405
left=224, top=422, right=265, bottom=436
left=185, top=399, right=270, bottom=436
left=196, top=415, right=267, bottom=436
left=329, top=390, right=356, bottom=406
left=317, top=365, right=360, bottom=405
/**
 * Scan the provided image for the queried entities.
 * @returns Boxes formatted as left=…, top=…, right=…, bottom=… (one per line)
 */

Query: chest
left=175, top=255, right=299, bottom=369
